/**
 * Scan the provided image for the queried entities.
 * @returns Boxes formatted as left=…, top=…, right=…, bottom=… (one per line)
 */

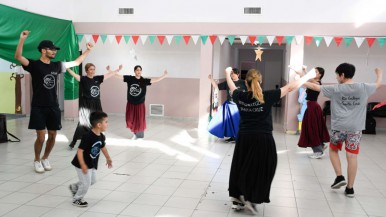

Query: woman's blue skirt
left=208, top=100, right=240, bottom=138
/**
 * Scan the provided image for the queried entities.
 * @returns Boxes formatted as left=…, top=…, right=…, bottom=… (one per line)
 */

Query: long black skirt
left=229, top=132, right=277, bottom=204
left=71, top=98, right=103, bottom=142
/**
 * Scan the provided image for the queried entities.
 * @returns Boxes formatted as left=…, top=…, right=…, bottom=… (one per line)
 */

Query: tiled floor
left=1, top=112, right=386, bottom=217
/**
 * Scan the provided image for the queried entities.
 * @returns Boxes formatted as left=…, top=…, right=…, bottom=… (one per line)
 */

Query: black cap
left=37, top=40, right=60, bottom=52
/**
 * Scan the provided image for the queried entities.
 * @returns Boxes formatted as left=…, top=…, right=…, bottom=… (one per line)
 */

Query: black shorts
left=28, top=106, right=62, bottom=130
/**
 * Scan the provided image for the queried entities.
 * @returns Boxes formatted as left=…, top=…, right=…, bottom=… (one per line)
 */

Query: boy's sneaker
left=308, top=152, right=325, bottom=159
left=69, top=185, right=77, bottom=197
left=41, top=159, right=52, bottom=171
left=34, top=161, right=45, bottom=173
left=331, top=176, right=347, bottom=189
left=345, top=187, right=355, bottom=198
left=72, top=199, right=88, bottom=207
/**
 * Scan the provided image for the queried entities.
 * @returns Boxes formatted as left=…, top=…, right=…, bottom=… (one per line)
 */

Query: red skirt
left=298, top=101, right=330, bottom=147
left=126, top=102, right=146, bottom=133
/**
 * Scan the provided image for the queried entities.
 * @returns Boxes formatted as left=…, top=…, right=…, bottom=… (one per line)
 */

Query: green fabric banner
left=0, top=4, right=80, bottom=100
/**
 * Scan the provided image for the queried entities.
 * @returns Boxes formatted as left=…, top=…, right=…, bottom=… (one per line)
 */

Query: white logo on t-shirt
left=43, top=74, right=55, bottom=89
left=90, top=86, right=100, bottom=97
left=90, top=141, right=102, bottom=159
left=129, top=84, right=141, bottom=96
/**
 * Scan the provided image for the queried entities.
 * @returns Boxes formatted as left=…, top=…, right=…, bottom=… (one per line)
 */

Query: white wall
left=79, top=39, right=201, bottom=78
left=3, top=0, right=386, bottom=23
left=304, top=42, right=386, bottom=84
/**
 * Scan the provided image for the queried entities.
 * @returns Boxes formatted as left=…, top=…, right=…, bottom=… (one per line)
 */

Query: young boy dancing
left=69, top=111, right=113, bottom=207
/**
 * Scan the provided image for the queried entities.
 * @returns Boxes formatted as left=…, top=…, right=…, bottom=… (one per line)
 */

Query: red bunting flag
left=92, top=35, right=99, bottom=43
left=366, top=38, right=376, bottom=47
left=157, top=35, right=165, bottom=45
left=115, top=35, right=122, bottom=44
left=276, top=36, right=284, bottom=45
left=248, top=36, right=256, bottom=44
left=304, top=36, right=313, bottom=45
left=132, top=35, right=139, bottom=44
left=334, top=37, right=343, bottom=46
left=183, top=35, right=190, bottom=44
left=209, top=35, right=217, bottom=44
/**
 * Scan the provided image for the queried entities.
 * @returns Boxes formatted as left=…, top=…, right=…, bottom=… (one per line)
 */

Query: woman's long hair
left=246, top=69, right=264, bottom=103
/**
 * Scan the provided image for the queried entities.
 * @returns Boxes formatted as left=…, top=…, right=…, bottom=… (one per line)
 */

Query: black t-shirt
left=22, top=59, right=65, bottom=107
left=218, top=79, right=247, bottom=101
left=80, top=75, right=104, bottom=100
left=232, top=89, right=281, bottom=133
left=123, top=75, right=152, bottom=104
left=71, top=131, right=106, bottom=170
left=306, top=81, right=321, bottom=101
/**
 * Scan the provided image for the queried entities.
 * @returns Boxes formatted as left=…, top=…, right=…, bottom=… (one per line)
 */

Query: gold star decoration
left=255, top=47, right=263, bottom=61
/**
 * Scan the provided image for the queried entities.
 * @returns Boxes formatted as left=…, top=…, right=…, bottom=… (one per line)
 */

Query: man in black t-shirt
left=15, top=30, right=93, bottom=173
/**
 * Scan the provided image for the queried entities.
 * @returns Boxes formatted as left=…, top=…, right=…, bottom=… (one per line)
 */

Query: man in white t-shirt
left=305, top=63, right=382, bottom=197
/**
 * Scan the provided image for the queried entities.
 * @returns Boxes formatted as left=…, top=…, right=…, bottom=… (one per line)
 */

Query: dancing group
left=14, top=30, right=383, bottom=211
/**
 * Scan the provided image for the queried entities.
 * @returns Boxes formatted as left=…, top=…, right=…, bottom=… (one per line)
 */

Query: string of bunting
left=77, top=34, right=386, bottom=48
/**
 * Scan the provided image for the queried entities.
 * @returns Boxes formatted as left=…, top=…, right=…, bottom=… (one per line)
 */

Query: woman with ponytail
left=225, top=67, right=302, bottom=214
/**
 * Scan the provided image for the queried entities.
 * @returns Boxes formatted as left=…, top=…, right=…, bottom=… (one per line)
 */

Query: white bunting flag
left=140, top=35, right=148, bottom=45
left=166, top=35, right=174, bottom=45
left=239, top=36, right=248, bottom=45
left=324, top=36, right=333, bottom=47
left=108, top=35, right=115, bottom=44
left=354, top=37, right=365, bottom=48
left=191, top=35, right=200, bottom=45
left=218, top=35, right=226, bottom=45
left=295, top=35, right=303, bottom=45
left=266, top=36, right=275, bottom=46
left=84, top=34, right=92, bottom=43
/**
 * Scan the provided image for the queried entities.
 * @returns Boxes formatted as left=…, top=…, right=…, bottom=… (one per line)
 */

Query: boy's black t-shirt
left=22, top=59, right=66, bottom=107
left=123, top=75, right=152, bottom=104
left=232, top=89, right=281, bottom=133
left=218, top=79, right=247, bottom=101
left=71, top=131, right=106, bottom=170
left=80, top=75, right=104, bottom=100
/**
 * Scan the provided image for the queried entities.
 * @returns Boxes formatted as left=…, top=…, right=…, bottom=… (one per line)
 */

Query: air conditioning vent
left=149, top=104, right=164, bottom=116
left=244, top=7, right=261, bottom=14
left=119, top=8, right=134, bottom=14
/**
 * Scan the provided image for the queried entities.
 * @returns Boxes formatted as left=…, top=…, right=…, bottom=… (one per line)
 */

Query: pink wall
left=100, top=77, right=199, bottom=118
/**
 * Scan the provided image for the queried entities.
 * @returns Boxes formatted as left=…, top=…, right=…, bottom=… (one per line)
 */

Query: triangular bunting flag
left=174, top=35, right=182, bottom=44
left=239, top=36, right=248, bottom=45
left=157, top=35, right=165, bottom=45
left=148, top=35, right=156, bottom=44
left=377, top=38, right=386, bottom=47
left=100, top=35, right=107, bottom=44
left=132, top=35, right=139, bottom=44
left=314, top=36, right=323, bottom=47
left=209, top=35, right=217, bottom=45
left=218, top=35, right=226, bottom=45
left=123, top=35, right=131, bottom=44
left=92, top=35, right=99, bottom=43
left=257, top=35, right=265, bottom=44
left=227, top=36, right=235, bottom=45
left=115, top=35, right=122, bottom=44
left=266, top=36, right=275, bottom=46
left=276, top=36, right=284, bottom=45
left=366, top=38, right=376, bottom=48
left=200, top=35, right=208, bottom=45
left=85, top=34, right=92, bottom=43
left=77, top=34, right=84, bottom=43
left=285, top=36, right=294, bottom=44
left=140, top=35, right=148, bottom=45
left=354, top=37, right=365, bottom=48
left=165, top=35, right=173, bottom=45
left=334, top=37, right=343, bottom=46
left=191, top=35, right=200, bottom=45
left=304, top=36, right=313, bottom=45
left=344, top=37, right=353, bottom=47
left=248, top=36, right=256, bottom=44
left=107, top=35, right=115, bottom=44
left=183, top=35, right=190, bottom=44
left=324, top=36, right=333, bottom=47
left=295, top=35, right=303, bottom=45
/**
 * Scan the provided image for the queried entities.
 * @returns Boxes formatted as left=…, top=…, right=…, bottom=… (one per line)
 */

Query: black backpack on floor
left=0, top=114, right=21, bottom=143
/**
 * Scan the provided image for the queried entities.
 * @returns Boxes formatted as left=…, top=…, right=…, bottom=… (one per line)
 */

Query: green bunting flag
left=344, top=37, right=353, bottom=47
left=285, top=36, right=294, bottom=44
left=77, top=34, right=84, bottom=43
left=258, top=35, right=265, bottom=44
left=123, top=35, right=131, bottom=44
left=227, top=35, right=235, bottom=45
left=100, top=34, right=107, bottom=44
left=149, top=35, right=156, bottom=44
left=200, top=35, right=208, bottom=45
left=377, top=38, right=386, bottom=47
left=314, top=36, right=323, bottom=47
left=174, top=35, right=182, bottom=44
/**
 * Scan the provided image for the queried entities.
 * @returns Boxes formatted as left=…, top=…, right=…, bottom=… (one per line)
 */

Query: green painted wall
left=0, top=73, right=15, bottom=113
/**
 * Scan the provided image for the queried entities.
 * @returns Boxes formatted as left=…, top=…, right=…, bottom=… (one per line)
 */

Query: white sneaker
left=323, top=143, right=328, bottom=151
left=34, top=161, right=45, bottom=173
left=308, top=152, right=325, bottom=159
left=41, top=159, right=52, bottom=171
